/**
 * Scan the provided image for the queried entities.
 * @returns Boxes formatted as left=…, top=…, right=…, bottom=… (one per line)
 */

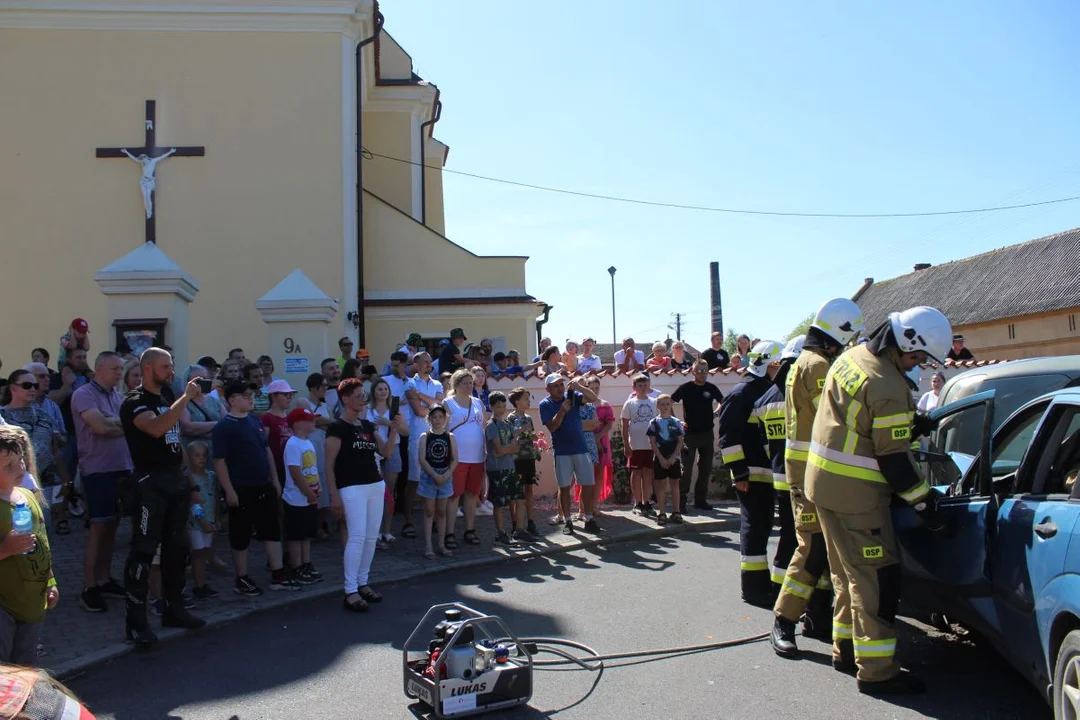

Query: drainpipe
left=535, top=303, right=552, bottom=352
left=355, top=7, right=384, bottom=348
left=419, top=91, right=442, bottom=225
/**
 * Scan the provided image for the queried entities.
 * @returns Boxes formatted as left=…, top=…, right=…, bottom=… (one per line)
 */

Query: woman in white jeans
left=326, top=378, right=397, bottom=612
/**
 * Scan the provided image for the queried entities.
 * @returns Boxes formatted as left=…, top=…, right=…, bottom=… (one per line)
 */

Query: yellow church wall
left=362, top=192, right=527, bottom=291
left=0, top=28, right=344, bottom=364
left=423, top=159, right=446, bottom=235
left=361, top=111, right=414, bottom=217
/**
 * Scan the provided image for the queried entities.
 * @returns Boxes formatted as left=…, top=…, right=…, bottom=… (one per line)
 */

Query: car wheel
left=1054, top=629, right=1080, bottom=719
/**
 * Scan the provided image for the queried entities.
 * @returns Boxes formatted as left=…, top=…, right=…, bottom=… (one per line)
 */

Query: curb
left=53, top=514, right=738, bottom=680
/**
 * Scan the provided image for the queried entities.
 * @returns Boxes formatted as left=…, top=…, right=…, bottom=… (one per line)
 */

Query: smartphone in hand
left=196, top=379, right=213, bottom=393
left=390, top=396, right=400, bottom=418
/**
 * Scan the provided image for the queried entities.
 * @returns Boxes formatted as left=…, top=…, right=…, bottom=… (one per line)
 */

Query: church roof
left=853, top=228, right=1080, bottom=330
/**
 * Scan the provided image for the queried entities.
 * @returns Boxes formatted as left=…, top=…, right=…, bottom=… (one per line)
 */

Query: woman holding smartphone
left=179, top=364, right=223, bottom=449
left=367, top=378, right=408, bottom=548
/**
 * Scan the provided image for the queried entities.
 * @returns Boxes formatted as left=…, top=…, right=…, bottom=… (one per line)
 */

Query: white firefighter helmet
left=889, top=306, right=952, bottom=364
left=812, top=298, right=865, bottom=346
left=745, top=340, right=783, bottom=377
left=782, top=334, right=806, bottom=361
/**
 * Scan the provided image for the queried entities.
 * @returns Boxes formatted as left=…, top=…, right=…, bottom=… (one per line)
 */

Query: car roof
left=948, top=355, right=1080, bottom=382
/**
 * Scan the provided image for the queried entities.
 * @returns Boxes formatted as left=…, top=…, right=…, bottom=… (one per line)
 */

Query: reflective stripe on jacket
left=752, top=383, right=789, bottom=490
left=804, top=344, right=928, bottom=513
left=718, top=374, right=772, bottom=484
left=783, top=347, right=831, bottom=492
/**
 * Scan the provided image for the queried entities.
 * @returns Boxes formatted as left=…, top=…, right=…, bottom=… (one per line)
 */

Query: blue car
left=893, top=388, right=1080, bottom=716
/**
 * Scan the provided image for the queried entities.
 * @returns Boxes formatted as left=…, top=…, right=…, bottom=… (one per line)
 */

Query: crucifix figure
left=96, top=100, right=205, bottom=243
left=121, top=147, right=176, bottom=219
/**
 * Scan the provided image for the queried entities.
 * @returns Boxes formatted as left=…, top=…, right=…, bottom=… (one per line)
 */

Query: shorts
left=627, top=449, right=653, bottom=469
left=554, top=454, right=594, bottom=489
left=381, top=444, right=403, bottom=474
left=487, top=469, right=524, bottom=508
left=228, top=485, right=281, bottom=551
left=653, top=459, right=683, bottom=480
left=515, top=458, right=539, bottom=486
left=188, top=527, right=214, bottom=550
left=452, top=462, right=485, bottom=499
left=83, top=470, right=125, bottom=524
left=283, top=503, right=318, bottom=541
left=418, top=471, right=453, bottom=500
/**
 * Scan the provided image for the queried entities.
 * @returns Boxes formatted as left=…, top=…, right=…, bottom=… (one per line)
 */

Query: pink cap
left=266, top=379, right=295, bottom=394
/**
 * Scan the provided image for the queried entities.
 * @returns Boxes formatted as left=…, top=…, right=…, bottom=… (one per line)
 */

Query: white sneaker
left=475, top=501, right=494, bottom=516
left=383, top=532, right=396, bottom=543
left=457, top=507, right=464, bottom=518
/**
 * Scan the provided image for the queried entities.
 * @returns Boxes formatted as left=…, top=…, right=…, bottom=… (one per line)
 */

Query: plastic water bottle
left=12, top=500, right=33, bottom=555
left=191, top=504, right=206, bottom=520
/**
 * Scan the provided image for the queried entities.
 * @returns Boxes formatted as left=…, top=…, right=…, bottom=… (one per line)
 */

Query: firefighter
left=771, top=298, right=864, bottom=660
left=752, top=335, right=804, bottom=598
left=718, top=339, right=783, bottom=605
left=805, top=306, right=952, bottom=695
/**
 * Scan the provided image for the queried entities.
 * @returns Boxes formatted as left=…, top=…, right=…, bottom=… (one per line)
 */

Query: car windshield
left=938, top=373, right=1069, bottom=456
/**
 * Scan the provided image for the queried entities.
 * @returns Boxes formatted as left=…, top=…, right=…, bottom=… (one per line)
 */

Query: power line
left=362, top=149, right=1080, bottom=219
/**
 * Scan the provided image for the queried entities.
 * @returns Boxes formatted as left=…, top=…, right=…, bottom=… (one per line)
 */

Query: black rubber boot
left=162, top=602, right=207, bottom=630
left=801, top=590, right=833, bottom=640
left=833, top=639, right=856, bottom=674
left=858, top=669, right=926, bottom=696
left=741, top=571, right=774, bottom=607
left=125, top=622, right=158, bottom=650
left=770, top=616, right=800, bottom=658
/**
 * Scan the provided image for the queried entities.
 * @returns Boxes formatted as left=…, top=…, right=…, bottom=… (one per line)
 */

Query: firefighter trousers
left=775, top=490, right=839, bottom=632
left=818, top=503, right=902, bottom=683
left=771, top=489, right=797, bottom=588
left=736, top=480, right=775, bottom=600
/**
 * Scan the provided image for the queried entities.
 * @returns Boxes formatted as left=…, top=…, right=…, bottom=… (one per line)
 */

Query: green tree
left=723, top=328, right=739, bottom=355
left=787, top=313, right=814, bottom=341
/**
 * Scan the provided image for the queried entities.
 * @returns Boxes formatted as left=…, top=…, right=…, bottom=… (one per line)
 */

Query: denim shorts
left=554, top=454, right=594, bottom=489
left=417, top=471, right=453, bottom=500
left=83, top=470, right=126, bottom=524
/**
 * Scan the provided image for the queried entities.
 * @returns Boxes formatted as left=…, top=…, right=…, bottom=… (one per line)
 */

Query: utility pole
left=668, top=312, right=684, bottom=341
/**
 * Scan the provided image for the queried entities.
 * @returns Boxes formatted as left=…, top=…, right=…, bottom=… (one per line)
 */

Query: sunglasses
left=12, top=381, right=37, bottom=390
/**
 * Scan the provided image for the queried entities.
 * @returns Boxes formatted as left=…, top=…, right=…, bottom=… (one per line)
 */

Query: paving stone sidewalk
left=41, top=501, right=740, bottom=678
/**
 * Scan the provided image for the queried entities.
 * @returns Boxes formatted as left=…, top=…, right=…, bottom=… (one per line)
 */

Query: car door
left=894, top=390, right=996, bottom=625
left=990, top=398, right=1080, bottom=689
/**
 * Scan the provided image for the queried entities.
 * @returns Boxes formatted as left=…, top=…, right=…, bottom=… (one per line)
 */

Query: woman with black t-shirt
left=326, top=378, right=396, bottom=612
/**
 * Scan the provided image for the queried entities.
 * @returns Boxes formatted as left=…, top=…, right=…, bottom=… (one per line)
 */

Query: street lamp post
left=607, top=266, right=617, bottom=347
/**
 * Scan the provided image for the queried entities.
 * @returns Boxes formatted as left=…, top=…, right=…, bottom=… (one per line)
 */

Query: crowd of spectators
left=0, top=318, right=776, bottom=663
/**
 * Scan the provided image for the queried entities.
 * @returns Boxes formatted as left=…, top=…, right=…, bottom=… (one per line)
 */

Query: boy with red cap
left=283, top=407, right=323, bottom=584
left=58, top=318, right=90, bottom=370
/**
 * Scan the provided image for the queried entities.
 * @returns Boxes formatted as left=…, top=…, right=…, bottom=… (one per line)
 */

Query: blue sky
left=385, top=1, right=1080, bottom=350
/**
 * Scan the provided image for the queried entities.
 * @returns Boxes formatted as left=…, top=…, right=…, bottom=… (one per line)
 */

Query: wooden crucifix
left=95, top=100, right=205, bottom=244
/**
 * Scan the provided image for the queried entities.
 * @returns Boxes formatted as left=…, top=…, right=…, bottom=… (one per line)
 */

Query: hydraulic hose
left=500, top=632, right=771, bottom=672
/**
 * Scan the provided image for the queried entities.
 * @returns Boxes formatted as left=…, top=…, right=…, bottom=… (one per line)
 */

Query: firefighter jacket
left=752, top=382, right=788, bottom=491
left=718, top=374, right=773, bottom=484
left=783, top=345, right=833, bottom=493
left=805, top=343, right=931, bottom=514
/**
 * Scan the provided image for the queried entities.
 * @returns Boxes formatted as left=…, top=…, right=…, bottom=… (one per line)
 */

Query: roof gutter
left=354, top=5, right=385, bottom=348
left=419, top=89, right=442, bottom=226
left=535, top=303, right=552, bottom=352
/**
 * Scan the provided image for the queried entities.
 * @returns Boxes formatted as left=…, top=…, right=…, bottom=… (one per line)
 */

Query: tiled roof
left=852, top=227, right=1080, bottom=330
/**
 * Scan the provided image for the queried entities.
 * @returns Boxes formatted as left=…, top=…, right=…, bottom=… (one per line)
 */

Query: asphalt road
left=68, top=529, right=1046, bottom=720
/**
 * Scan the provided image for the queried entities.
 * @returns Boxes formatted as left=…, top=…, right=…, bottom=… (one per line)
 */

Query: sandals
left=424, top=550, right=437, bottom=560
left=358, top=586, right=383, bottom=603
left=401, top=524, right=417, bottom=539
left=463, top=529, right=481, bottom=546
left=343, top=593, right=369, bottom=613
left=54, top=520, right=70, bottom=535
left=445, top=534, right=458, bottom=550
left=437, top=547, right=455, bottom=558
